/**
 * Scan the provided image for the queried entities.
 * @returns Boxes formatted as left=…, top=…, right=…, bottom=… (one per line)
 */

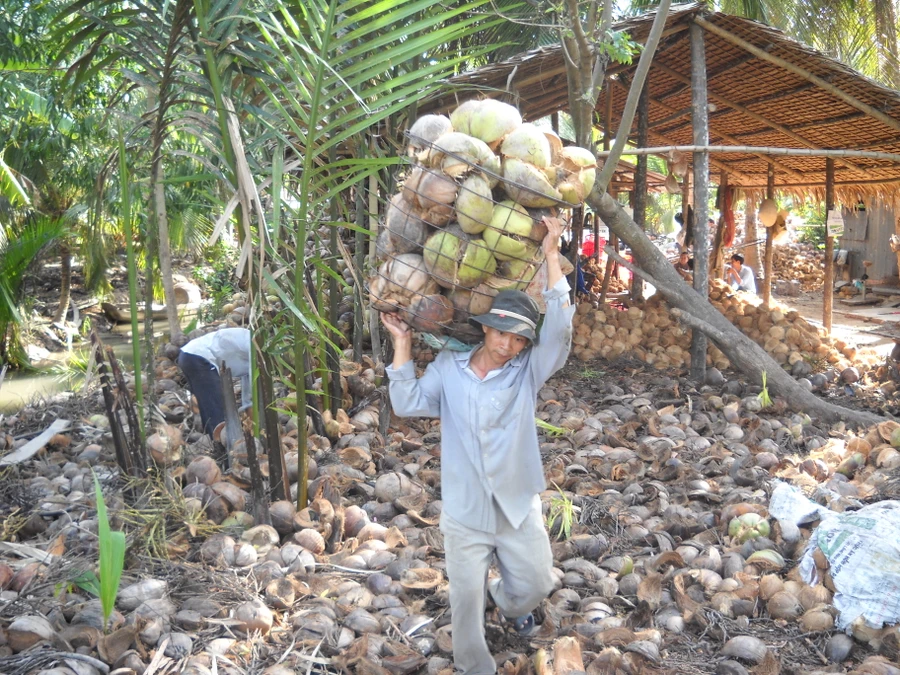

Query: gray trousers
left=440, top=498, right=555, bottom=675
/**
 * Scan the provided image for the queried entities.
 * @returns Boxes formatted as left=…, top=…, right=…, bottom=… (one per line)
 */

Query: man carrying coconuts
left=381, top=216, right=575, bottom=675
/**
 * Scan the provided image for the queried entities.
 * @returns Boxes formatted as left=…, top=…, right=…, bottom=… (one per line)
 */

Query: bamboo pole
left=825, top=158, right=835, bottom=333
left=689, top=20, right=709, bottom=383
left=651, top=61, right=867, bottom=175
left=596, top=145, right=900, bottom=163
left=695, top=17, right=900, bottom=134
left=599, top=84, right=616, bottom=304
left=762, top=163, right=775, bottom=307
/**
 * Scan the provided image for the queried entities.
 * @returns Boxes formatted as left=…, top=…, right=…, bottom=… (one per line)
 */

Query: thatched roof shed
left=423, top=3, right=900, bottom=203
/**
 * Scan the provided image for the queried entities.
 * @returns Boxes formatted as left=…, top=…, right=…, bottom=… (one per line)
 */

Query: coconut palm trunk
left=53, top=239, right=72, bottom=324
left=149, top=0, right=194, bottom=341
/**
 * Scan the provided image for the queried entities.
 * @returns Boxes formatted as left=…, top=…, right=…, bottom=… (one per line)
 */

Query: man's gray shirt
left=386, top=277, right=575, bottom=533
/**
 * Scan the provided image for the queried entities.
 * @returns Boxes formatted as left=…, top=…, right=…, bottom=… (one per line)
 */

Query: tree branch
left=603, top=244, right=664, bottom=289
left=595, top=0, right=672, bottom=192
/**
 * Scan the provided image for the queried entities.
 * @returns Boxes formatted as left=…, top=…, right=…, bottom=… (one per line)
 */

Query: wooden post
left=762, top=163, right=775, bottom=307
left=711, top=173, right=728, bottom=276
left=824, top=158, right=835, bottom=333
left=744, top=198, right=761, bottom=272
left=632, top=79, right=649, bottom=302
left=681, top=173, right=691, bottom=250
left=599, top=81, right=615, bottom=304
left=689, top=21, right=710, bottom=382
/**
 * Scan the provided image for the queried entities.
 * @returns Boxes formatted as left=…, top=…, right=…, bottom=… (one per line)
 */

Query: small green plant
left=91, top=471, right=126, bottom=631
left=579, top=367, right=605, bottom=379
left=758, top=371, right=773, bottom=409
left=546, top=484, right=576, bottom=541
left=535, top=418, right=571, bottom=437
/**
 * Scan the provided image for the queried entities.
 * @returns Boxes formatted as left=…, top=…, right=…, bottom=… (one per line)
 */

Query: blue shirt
left=386, top=277, right=575, bottom=533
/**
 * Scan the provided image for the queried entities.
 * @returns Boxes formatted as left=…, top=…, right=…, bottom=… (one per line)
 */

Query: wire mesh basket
left=368, top=130, right=579, bottom=344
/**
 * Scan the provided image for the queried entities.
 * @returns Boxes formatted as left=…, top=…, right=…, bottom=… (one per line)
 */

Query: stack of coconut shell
left=581, top=258, right=628, bottom=295
left=572, top=279, right=880, bottom=378
left=773, top=243, right=825, bottom=292
left=368, top=100, right=598, bottom=342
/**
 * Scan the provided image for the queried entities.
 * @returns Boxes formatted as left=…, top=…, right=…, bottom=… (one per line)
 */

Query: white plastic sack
left=798, top=500, right=900, bottom=631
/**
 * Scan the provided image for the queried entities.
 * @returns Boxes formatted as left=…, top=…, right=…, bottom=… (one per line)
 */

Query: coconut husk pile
left=368, top=101, right=598, bottom=342
left=572, top=280, right=881, bottom=385
left=582, top=258, right=629, bottom=295
left=773, top=243, right=825, bottom=293
left=6, top=352, right=900, bottom=675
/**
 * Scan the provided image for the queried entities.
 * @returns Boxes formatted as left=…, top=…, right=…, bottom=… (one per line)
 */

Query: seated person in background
left=673, top=249, right=693, bottom=280
left=177, top=327, right=252, bottom=436
left=724, top=253, right=757, bottom=294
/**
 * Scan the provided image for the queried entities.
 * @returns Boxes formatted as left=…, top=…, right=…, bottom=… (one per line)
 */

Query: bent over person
left=381, top=217, right=575, bottom=675
left=177, top=327, right=251, bottom=436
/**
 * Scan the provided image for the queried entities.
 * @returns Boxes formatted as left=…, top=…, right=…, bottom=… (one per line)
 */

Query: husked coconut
left=402, top=167, right=457, bottom=226
left=447, top=284, right=497, bottom=323
left=425, top=132, right=500, bottom=183
left=404, top=294, right=456, bottom=333
left=369, top=253, right=438, bottom=311
left=384, top=193, right=430, bottom=253
left=407, top=114, right=452, bottom=157
left=450, top=99, right=522, bottom=147
left=501, top=123, right=553, bottom=168
left=501, top=157, right=562, bottom=207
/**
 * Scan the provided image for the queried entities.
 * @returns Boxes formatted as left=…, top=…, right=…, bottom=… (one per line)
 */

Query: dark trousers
left=177, top=352, right=225, bottom=436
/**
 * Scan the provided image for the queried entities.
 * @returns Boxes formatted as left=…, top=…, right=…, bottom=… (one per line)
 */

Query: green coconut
left=450, top=99, right=522, bottom=146
left=501, top=157, right=562, bottom=207
left=500, top=124, right=553, bottom=168
left=455, top=175, right=494, bottom=235
left=484, top=200, right=541, bottom=262
left=728, top=513, right=771, bottom=543
left=486, top=257, right=541, bottom=291
left=423, top=225, right=497, bottom=289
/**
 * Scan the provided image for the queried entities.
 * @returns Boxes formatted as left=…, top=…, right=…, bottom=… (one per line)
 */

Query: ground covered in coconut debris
left=1, top=353, right=899, bottom=675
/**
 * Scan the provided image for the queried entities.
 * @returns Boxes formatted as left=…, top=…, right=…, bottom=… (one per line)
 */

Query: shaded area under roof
left=423, top=3, right=900, bottom=202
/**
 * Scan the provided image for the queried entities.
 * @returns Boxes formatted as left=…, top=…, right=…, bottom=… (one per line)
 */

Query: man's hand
left=381, top=312, right=413, bottom=369
left=542, top=216, right=566, bottom=292
left=542, top=216, right=563, bottom=257
left=381, top=311, right=411, bottom=340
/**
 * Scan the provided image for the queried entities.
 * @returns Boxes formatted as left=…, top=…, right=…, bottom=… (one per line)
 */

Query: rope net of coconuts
left=368, top=99, right=596, bottom=344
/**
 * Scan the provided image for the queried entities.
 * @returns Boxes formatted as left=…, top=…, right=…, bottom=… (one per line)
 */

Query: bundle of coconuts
left=368, top=99, right=596, bottom=341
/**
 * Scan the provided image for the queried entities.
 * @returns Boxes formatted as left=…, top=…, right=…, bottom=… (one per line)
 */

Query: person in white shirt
left=724, top=253, right=757, bottom=293
left=177, top=327, right=251, bottom=435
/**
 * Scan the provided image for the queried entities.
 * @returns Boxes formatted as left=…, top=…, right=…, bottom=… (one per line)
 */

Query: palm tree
left=1, top=0, right=115, bottom=329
